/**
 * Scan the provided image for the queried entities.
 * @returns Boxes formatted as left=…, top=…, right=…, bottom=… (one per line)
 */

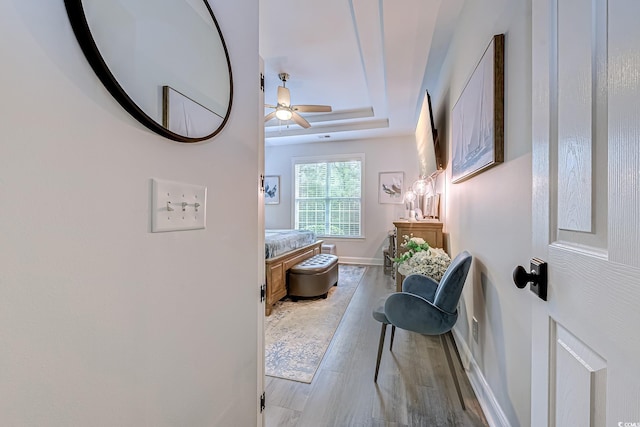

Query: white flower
left=409, top=237, right=425, bottom=246
left=397, top=247, right=451, bottom=282
left=394, top=234, right=450, bottom=281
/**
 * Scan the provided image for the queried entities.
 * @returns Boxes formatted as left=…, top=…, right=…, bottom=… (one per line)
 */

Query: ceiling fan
left=264, top=73, right=332, bottom=129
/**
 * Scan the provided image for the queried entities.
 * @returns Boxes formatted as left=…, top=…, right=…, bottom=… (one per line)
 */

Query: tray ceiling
left=260, top=0, right=463, bottom=145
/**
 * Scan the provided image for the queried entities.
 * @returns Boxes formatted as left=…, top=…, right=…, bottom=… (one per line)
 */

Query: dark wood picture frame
left=451, top=34, right=504, bottom=183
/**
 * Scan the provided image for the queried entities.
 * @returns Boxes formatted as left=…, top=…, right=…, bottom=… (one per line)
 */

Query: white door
left=531, top=0, right=640, bottom=425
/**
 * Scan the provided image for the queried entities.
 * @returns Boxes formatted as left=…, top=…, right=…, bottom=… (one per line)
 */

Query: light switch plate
left=151, top=179, right=207, bottom=232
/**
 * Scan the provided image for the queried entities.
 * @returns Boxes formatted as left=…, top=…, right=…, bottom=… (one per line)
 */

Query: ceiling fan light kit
left=264, top=73, right=332, bottom=129
left=275, top=107, right=293, bottom=121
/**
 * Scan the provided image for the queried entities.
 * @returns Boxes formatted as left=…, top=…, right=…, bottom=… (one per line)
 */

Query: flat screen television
left=426, top=91, right=443, bottom=171
left=417, top=91, right=444, bottom=176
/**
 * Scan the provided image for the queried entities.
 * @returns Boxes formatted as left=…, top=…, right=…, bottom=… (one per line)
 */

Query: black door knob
left=512, top=265, right=535, bottom=288
left=512, top=258, right=548, bottom=301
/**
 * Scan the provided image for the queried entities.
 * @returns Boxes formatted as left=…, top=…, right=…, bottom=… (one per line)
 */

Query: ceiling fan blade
left=291, top=111, right=311, bottom=129
left=292, top=105, right=332, bottom=113
left=264, top=111, right=277, bottom=122
left=264, top=104, right=277, bottom=109
left=277, top=86, right=290, bottom=106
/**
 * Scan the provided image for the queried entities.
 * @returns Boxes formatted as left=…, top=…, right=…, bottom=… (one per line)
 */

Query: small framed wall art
left=264, top=175, right=280, bottom=204
left=378, top=171, right=404, bottom=204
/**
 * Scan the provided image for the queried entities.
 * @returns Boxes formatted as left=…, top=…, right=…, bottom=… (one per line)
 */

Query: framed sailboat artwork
left=451, top=34, right=504, bottom=183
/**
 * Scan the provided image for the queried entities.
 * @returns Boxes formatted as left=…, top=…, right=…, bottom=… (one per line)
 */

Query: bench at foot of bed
left=288, top=254, right=339, bottom=300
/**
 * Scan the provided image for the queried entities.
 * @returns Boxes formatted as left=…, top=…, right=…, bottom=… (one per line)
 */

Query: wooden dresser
left=393, top=220, right=444, bottom=291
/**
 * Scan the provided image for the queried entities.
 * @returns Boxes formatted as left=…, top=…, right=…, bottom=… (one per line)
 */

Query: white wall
left=265, top=136, right=419, bottom=264
left=431, top=0, right=533, bottom=425
left=0, top=1, right=259, bottom=425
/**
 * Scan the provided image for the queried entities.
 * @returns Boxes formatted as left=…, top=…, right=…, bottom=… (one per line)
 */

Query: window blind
left=294, top=157, right=362, bottom=237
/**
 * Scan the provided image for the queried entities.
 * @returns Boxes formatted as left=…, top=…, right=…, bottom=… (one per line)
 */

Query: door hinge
left=260, top=73, right=265, bottom=92
left=260, top=283, right=266, bottom=302
left=260, top=391, right=266, bottom=413
left=260, top=174, right=265, bottom=192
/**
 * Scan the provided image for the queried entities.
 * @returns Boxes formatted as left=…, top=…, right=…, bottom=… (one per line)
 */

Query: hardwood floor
left=265, top=265, right=489, bottom=427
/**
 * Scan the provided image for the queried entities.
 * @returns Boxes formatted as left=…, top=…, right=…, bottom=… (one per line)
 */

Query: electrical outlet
left=472, top=317, right=479, bottom=343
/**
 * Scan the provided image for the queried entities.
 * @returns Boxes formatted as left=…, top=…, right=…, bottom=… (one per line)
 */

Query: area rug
left=265, top=265, right=367, bottom=383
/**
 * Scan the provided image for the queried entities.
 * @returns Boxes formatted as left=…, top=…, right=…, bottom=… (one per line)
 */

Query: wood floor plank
left=265, top=376, right=311, bottom=412
left=264, top=404, right=301, bottom=427
left=372, top=370, right=409, bottom=425
left=407, top=383, right=447, bottom=426
left=371, top=420, right=409, bottom=427
left=264, top=265, right=489, bottom=427
left=321, top=276, right=383, bottom=425
left=292, top=369, right=345, bottom=427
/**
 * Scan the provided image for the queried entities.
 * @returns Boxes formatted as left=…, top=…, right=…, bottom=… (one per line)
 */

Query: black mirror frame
left=64, top=0, right=233, bottom=143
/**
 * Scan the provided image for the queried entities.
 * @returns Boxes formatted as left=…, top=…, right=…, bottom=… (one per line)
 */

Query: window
left=293, top=154, right=364, bottom=237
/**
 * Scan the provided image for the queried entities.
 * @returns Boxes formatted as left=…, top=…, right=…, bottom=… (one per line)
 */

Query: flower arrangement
left=393, top=235, right=430, bottom=263
left=394, top=235, right=451, bottom=282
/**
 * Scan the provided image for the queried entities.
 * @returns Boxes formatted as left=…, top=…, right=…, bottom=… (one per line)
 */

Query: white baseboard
left=338, top=256, right=382, bottom=266
left=451, top=327, right=511, bottom=427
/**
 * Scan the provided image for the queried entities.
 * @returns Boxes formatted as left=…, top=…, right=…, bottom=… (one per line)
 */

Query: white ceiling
left=259, top=0, right=464, bottom=146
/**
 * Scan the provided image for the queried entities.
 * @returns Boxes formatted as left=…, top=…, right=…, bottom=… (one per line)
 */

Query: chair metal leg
left=441, top=332, right=466, bottom=410
left=374, top=323, right=387, bottom=382
left=389, top=325, right=396, bottom=351
left=449, top=329, right=466, bottom=372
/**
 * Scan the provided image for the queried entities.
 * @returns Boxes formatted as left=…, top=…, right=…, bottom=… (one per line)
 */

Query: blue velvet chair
left=372, top=250, right=472, bottom=409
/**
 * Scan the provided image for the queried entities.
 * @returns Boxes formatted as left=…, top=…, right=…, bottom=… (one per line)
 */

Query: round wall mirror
left=65, top=0, right=233, bottom=143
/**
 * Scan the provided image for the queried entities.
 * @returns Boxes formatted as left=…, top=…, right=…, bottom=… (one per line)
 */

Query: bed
left=265, top=229, right=317, bottom=258
left=265, top=229, right=322, bottom=315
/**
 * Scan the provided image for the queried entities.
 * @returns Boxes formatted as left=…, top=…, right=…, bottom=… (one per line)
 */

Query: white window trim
left=291, top=153, right=366, bottom=238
